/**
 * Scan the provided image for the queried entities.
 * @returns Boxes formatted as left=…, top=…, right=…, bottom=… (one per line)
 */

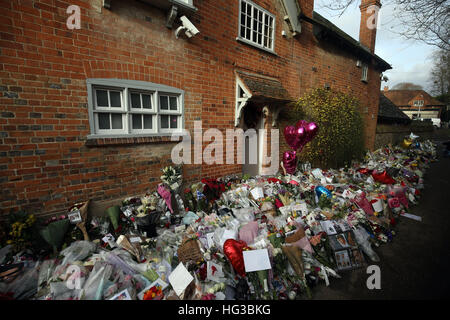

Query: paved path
left=312, top=135, right=450, bottom=299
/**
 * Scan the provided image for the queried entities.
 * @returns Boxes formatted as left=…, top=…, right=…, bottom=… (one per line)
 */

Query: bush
left=288, top=88, right=365, bottom=168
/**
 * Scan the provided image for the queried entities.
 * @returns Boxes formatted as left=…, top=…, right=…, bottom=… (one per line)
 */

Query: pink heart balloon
left=295, top=120, right=308, bottom=130
left=294, top=126, right=306, bottom=150
left=284, top=126, right=298, bottom=150
left=283, top=151, right=297, bottom=174
left=294, top=120, right=310, bottom=151
left=284, top=126, right=306, bottom=150
left=304, top=122, right=318, bottom=143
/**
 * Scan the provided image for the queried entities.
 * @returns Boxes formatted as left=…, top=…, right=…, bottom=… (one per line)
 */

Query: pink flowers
left=44, top=214, right=68, bottom=226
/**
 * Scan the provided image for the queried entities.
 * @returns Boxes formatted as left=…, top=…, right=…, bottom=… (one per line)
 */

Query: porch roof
left=236, top=70, right=292, bottom=105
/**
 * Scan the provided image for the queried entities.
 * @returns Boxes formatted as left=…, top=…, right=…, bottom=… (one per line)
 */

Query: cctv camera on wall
left=175, top=16, right=200, bottom=39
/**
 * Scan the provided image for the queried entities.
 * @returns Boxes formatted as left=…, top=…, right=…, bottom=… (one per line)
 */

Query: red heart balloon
left=372, top=170, right=396, bottom=185
left=223, top=239, right=248, bottom=277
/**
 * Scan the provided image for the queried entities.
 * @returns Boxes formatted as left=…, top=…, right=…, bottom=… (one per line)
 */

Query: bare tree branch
left=429, top=48, right=450, bottom=96
left=320, top=0, right=450, bottom=51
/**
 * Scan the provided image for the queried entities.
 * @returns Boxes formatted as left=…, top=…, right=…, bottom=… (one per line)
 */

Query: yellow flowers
left=25, top=214, right=36, bottom=227
left=291, top=88, right=365, bottom=168
left=4, top=213, right=37, bottom=253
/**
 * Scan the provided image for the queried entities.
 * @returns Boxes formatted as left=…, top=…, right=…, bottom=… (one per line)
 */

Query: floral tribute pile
left=0, top=138, right=437, bottom=300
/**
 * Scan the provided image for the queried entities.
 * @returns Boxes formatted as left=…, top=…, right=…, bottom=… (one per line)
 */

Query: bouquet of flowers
left=270, top=249, right=305, bottom=300
left=309, top=231, right=335, bottom=269
left=4, top=211, right=37, bottom=255
left=318, top=194, right=332, bottom=209
left=271, top=247, right=288, bottom=276
left=157, top=184, right=174, bottom=214
left=135, top=210, right=161, bottom=238
left=161, top=166, right=182, bottom=192
left=247, top=269, right=271, bottom=300
left=116, top=235, right=143, bottom=262
left=281, top=245, right=312, bottom=297
left=105, top=206, right=121, bottom=232
left=40, top=215, right=70, bottom=255
left=268, top=232, right=284, bottom=249
left=68, top=200, right=90, bottom=241
left=196, top=190, right=208, bottom=212
left=201, top=178, right=226, bottom=202
left=143, top=285, right=164, bottom=300
left=123, top=196, right=142, bottom=207
left=184, top=188, right=196, bottom=211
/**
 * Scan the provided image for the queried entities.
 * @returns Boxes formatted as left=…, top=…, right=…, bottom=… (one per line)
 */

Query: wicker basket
left=177, top=237, right=203, bottom=265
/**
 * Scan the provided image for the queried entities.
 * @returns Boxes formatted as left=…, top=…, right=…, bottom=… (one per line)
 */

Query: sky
left=314, top=0, right=438, bottom=92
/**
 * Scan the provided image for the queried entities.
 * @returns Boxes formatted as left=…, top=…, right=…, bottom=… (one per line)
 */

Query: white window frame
left=129, top=90, right=157, bottom=134
left=158, top=92, right=183, bottom=133
left=87, top=79, right=184, bottom=139
left=361, top=64, right=369, bottom=83
left=92, top=87, right=128, bottom=135
left=237, top=0, right=276, bottom=53
left=413, top=100, right=424, bottom=107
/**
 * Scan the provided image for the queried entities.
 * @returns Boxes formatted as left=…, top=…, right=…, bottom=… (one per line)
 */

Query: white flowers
left=273, top=248, right=282, bottom=256
left=161, top=166, right=182, bottom=188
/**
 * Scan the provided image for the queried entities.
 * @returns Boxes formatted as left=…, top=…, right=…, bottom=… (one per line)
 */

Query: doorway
left=241, top=104, right=264, bottom=176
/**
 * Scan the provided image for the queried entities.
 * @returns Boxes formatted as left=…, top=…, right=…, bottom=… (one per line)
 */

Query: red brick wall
left=359, top=0, right=381, bottom=53
left=0, top=0, right=382, bottom=217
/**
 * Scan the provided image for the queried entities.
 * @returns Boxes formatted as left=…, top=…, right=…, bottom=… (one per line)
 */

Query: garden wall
left=374, top=122, right=434, bottom=149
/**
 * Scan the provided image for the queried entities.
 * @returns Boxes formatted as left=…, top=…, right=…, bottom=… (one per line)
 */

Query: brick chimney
left=359, top=0, right=381, bottom=53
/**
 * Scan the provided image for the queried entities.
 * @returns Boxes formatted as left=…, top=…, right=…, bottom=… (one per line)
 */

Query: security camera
left=175, top=16, right=200, bottom=39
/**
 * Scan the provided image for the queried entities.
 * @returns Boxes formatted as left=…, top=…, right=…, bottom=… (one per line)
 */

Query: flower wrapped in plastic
left=135, top=209, right=161, bottom=238
left=68, top=200, right=90, bottom=241
left=116, top=235, right=143, bottom=262
left=247, top=269, right=271, bottom=300
left=39, top=216, right=70, bottom=255
left=141, top=193, right=158, bottom=210
left=157, top=183, right=174, bottom=214
left=143, top=284, right=164, bottom=300
left=161, top=165, right=182, bottom=192
left=105, top=205, right=121, bottom=231
left=302, top=250, right=340, bottom=288
left=82, top=261, right=114, bottom=300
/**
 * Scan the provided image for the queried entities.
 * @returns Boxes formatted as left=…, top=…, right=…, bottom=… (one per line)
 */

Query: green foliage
left=290, top=88, right=366, bottom=168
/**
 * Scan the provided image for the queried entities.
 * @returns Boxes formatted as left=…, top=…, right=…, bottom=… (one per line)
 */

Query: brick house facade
left=0, top=0, right=390, bottom=218
left=382, top=87, right=445, bottom=120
